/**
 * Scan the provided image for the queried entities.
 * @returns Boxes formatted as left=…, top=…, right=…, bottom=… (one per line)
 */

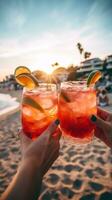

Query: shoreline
left=0, top=89, right=22, bottom=102
left=0, top=89, right=22, bottom=120
left=0, top=105, right=20, bottom=121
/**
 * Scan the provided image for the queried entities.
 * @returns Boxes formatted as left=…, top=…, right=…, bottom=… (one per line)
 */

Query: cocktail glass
left=21, top=83, right=57, bottom=139
left=58, top=81, right=97, bottom=143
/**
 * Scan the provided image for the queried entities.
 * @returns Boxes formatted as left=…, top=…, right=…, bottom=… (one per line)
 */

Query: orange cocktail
left=22, top=84, right=57, bottom=139
left=58, top=81, right=97, bottom=143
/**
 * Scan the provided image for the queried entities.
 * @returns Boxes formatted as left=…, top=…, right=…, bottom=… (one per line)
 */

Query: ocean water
left=0, top=93, right=19, bottom=112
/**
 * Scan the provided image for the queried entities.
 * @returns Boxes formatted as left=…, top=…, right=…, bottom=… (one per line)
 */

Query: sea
left=0, top=93, right=20, bottom=116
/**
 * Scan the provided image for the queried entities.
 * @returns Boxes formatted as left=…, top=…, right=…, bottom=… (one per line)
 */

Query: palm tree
left=84, top=52, right=88, bottom=60
left=76, top=43, right=84, bottom=55
left=84, top=52, right=91, bottom=60
left=51, top=62, right=59, bottom=67
left=80, top=48, right=84, bottom=55
left=67, top=64, right=77, bottom=81
left=87, top=52, right=91, bottom=58
left=77, top=42, right=91, bottom=60
left=76, top=42, right=84, bottom=64
left=67, top=64, right=77, bottom=73
left=77, top=43, right=81, bottom=50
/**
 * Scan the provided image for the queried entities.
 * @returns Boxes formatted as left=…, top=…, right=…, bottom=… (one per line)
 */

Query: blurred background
left=0, top=0, right=112, bottom=199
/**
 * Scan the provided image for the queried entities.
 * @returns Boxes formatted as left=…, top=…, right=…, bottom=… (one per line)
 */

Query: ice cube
left=22, top=106, right=32, bottom=117
left=41, top=98, right=54, bottom=109
left=22, top=106, right=46, bottom=121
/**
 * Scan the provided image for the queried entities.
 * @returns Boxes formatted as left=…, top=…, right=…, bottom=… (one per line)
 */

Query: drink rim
left=61, top=81, right=94, bottom=89
left=61, top=80, right=86, bottom=84
left=23, top=82, right=56, bottom=92
left=34, top=82, right=56, bottom=87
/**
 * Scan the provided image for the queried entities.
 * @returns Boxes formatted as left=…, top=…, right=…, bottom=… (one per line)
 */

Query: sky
left=0, top=0, right=112, bottom=80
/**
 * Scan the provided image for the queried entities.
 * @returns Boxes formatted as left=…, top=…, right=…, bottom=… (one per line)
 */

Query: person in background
left=105, top=75, right=112, bottom=93
left=98, top=89, right=109, bottom=107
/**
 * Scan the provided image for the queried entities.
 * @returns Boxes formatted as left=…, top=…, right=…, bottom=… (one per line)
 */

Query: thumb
left=90, top=114, right=109, bottom=130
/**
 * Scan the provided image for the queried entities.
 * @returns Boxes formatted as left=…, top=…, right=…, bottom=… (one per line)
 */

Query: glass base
left=62, top=130, right=94, bottom=145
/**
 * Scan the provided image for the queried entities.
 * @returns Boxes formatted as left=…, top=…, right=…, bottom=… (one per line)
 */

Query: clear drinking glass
left=21, top=83, right=57, bottom=139
left=58, top=81, right=97, bottom=143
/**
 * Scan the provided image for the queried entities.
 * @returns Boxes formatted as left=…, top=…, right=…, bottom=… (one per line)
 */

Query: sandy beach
left=0, top=89, right=112, bottom=199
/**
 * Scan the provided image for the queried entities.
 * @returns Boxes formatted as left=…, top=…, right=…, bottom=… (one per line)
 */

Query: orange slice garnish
left=14, top=66, right=31, bottom=77
left=16, top=73, right=39, bottom=89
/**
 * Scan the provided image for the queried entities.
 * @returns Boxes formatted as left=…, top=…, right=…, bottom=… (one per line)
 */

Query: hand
left=1, top=120, right=61, bottom=200
left=90, top=107, right=112, bottom=148
left=20, top=119, right=61, bottom=176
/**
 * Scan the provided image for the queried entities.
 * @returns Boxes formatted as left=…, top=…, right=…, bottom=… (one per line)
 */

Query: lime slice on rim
left=87, top=70, right=102, bottom=87
left=16, top=73, right=39, bottom=89
left=23, top=96, right=45, bottom=113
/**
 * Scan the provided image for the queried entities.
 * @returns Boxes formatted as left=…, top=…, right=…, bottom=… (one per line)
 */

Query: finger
left=95, top=128, right=111, bottom=147
left=43, top=150, right=59, bottom=175
left=90, top=115, right=110, bottom=130
left=97, top=107, right=110, bottom=120
left=94, top=127, right=106, bottom=142
left=57, top=130, right=62, bottom=140
left=45, top=137, right=60, bottom=155
left=52, top=129, right=62, bottom=140
left=44, top=119, right=60, bottom=137
left=47, top=138, right=60, bottom=152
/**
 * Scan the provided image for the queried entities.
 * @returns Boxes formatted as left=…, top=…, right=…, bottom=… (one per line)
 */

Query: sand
left=0, top=89, right=112, bottom=200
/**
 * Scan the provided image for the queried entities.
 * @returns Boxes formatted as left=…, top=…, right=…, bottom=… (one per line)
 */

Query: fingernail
left=55, top=119, right=60, bottom=125
left=91, top=115, right=97, bottom=122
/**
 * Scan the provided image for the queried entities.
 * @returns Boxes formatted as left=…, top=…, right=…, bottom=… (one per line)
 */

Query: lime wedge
left=23, top=96, right=45, bottom=113
left=87, top=70, right=102, bottom=87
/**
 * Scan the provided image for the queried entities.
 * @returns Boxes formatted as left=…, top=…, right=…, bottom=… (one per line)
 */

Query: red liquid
left=22, top=90, right=57, bottom=139
left=58, top=88, right=97, bottom=142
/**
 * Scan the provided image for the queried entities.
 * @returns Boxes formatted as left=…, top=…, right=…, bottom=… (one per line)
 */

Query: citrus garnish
left=16, top=73, right=39, bottom=89
left=14, top=66, right=31, bottom=77
left=23, top=96, right=45, bottom=113
left=87, top=70, right=102, bottom=87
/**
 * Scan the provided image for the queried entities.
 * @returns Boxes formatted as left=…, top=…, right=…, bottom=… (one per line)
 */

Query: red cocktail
left=22, top=84, right=57, bottom=139
left=58, top=81, right=97, bottom=143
